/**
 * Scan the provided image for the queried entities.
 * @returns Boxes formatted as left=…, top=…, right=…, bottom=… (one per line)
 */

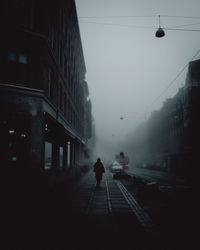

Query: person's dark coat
left=93, top=160, right=105, bottom=181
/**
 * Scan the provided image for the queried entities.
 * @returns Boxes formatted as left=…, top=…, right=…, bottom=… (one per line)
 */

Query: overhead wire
left=164, top=27, right=200, bottom=32
left=79, top=15, right=200, bottom=19
left=161, top=15, right=200, bottom=19
left=79, top=15, right=157, bottom=19
left=167, top=22, right=200, bottom=28
left=80, top=21, right=200, bottom=32
left=147, top=48, right=200, bottom=110
left=79, top=14, right=200, bottom=31
left=80, top=21, right=156, bottom=30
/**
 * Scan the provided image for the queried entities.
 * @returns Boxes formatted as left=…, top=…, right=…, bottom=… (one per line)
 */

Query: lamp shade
left=155, top=27, right=165, bottom=38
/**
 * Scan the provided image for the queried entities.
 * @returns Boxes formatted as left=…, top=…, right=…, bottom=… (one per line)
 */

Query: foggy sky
left=75, top=0, right=200, bottom=160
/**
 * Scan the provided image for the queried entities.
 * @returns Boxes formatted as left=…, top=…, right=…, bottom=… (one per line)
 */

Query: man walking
left=93, top=158, right=105, bottom=187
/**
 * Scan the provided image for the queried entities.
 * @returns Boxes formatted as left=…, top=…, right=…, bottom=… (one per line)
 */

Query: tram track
left=115, top=179, right=154, bottom=232
left=83, top=171, right=154, bottom=233
left=84, top=175, right=114, bottom=216
left=109, top=171, right=154, bottom=233
left=105, top=175, right=113, bottom=214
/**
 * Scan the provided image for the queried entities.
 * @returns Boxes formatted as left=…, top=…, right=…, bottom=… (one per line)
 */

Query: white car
left=110, top=161, right=124, bottom=174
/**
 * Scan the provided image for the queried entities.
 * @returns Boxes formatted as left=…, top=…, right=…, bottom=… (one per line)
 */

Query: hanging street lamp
left=155, top=15, right=165, bottom=38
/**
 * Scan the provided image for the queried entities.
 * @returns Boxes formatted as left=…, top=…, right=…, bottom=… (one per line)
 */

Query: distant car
left=110, top=161, right=124, bottom=174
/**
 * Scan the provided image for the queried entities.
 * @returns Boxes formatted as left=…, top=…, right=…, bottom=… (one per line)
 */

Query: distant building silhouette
left=123, top=59, right=200, bottom=181
left=0, top=0, right=92, bottom=179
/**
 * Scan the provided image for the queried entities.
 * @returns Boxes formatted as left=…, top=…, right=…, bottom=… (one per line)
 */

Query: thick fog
left=75, top=0, right=200, bottom=161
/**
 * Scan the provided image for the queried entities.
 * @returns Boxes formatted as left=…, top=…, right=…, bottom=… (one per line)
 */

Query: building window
left=60, top=52, right=63, bottom=68
left=7, top=51, right=28, bottom=85
left=64, top=94, right=67, bottom=115
left=47, top=69, right=51, bottom=97
left=59, top=147, right=63, bottom=169
left=8, top=52, right=28, bottom=64
left=59, top=86, right=63, bottom=110
left=50, top=71, right=54, bottom=99
left=19, top=54, right=28, bottom=64
left=8, top=52, right=16, bottom=62
left=67, top=141, right=71, bottom=168
left=49, top=27, right=55, bottom=48
left=44, top=142, right=52, bottom=170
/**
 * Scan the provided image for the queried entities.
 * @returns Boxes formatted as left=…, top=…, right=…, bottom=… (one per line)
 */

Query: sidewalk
left=3, top=168, right=194, bottom=250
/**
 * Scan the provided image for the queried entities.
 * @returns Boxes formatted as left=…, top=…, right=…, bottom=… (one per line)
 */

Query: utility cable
left=79, top=15, right=200, bottom=19
left=80, top=21, right=200, bottom=32
left=79, top=15, right=157, bottom=19
left=161, top=15, right=200, bottom=19
left=167, top=22, right=200, bottom=29
left=164, top=27, right=200, bottom=32
left=80, top=21, right=156, bottom=30
left=147, top=48, right=200, bottom=109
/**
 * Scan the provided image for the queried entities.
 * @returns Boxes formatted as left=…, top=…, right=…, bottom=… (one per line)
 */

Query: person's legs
left=95, top=175, right=99, bottom=186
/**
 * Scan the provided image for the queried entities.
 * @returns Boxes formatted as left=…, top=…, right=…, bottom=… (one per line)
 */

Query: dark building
left=123, top=59, right=200, bottom=181
left=0, top=0, right=92, bottom=180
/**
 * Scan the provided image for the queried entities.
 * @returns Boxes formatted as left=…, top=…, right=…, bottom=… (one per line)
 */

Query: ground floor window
left=59, top=146, right=63, bottom=169
left=0, top=115, right=30, bottom=167
left=44, top=142, right=52, bottom=170
left=67, top=141, right=71, bottom=168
